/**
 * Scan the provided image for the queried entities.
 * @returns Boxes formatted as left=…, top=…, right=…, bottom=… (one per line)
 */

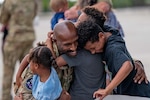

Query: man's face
left=54, top=30, right=78, bottom=56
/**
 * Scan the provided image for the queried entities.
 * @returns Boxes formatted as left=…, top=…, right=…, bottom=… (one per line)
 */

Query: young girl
left=14, top=46, right=62, bottom=100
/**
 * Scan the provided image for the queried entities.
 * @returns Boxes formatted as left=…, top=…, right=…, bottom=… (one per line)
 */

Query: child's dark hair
left=77, top=20, right=104, bottom=48
left=87, top=0, right=98, bottom=6
left=82, top=7, right=106, bottom=29
left=28, top=46, right=54, bottom=69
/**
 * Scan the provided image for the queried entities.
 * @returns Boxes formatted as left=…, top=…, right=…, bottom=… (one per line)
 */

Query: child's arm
left=93, top=61, right=133, bottom=99
left=15, top=54, right=29, bottom=87
left=56, top=56, right=67, bottom=67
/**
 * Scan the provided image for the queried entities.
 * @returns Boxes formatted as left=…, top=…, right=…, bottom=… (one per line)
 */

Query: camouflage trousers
left=2, top=40, right=34, bottom=100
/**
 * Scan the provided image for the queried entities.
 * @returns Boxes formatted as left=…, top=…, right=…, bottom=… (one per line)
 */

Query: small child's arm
left=93, top=60, right=133, bottom=99
left=15, top=54, right=29, bottom=87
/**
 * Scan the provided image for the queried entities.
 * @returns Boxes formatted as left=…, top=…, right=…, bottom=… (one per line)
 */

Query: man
left=0, top=0, right=38, bottom=99
left=47, top=20, right=106, bottom=100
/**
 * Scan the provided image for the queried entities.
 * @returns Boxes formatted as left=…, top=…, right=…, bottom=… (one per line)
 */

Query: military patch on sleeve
left=23, top=76, right=33, bottom=91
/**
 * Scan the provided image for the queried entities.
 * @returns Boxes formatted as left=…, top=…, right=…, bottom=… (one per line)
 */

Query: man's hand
left=133, top=60, right=148, bottom=84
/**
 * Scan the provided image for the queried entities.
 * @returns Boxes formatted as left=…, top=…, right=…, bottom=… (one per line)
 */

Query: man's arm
left=133, top=60, right=148, bottom=84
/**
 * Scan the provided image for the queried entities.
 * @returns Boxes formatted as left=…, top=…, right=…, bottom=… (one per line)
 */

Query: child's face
left=75, top=12, right=88, bottom=27
left=84, top=33, right=105, bottom=54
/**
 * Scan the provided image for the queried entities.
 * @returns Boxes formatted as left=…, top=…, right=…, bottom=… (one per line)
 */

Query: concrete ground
left=0, top=7, right=150, bottom=99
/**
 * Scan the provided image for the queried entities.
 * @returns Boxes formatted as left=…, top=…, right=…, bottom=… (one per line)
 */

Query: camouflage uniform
left=52, top=42, right=73, bottom=91
left=14, top=67, right=35, bottom=100
left=0, top=0, right=38, bottom=99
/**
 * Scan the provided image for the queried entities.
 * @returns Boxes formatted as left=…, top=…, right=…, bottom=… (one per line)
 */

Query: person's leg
left=1, top=26, right=8, bottom=54
left=16, top=41, right=34, bottom=99
left=2, top=41, right=19, bottom=100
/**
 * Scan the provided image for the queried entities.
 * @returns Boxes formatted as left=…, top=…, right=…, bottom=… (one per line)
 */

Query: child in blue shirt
left=14, top=46, right=62, bottom=100
left=49, top=0, right=68, bottom=30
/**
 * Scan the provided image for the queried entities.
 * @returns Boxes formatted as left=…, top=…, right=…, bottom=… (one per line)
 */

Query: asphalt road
left=0, top=7, right=150, bottom=99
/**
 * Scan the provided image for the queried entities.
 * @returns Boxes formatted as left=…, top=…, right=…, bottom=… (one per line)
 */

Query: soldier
left=0, top=0, right=38, bottom=99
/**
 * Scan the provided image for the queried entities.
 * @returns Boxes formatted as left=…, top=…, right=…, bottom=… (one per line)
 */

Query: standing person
left=77, top=20, right=150, bottom=99
left=0, top=25, right=8, bottom=54
left=14, top=46, right=63, bottom=100
left=93, top=0, right=125, bottom=37
left=0, top=0, right=38, bottom=99
left=49, top=0, right=68, bottom=30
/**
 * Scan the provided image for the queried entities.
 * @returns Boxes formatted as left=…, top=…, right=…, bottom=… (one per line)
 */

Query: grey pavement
left=0, top=7, right=150, bottom=99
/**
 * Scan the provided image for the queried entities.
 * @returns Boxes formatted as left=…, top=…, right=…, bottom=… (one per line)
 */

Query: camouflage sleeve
left=0, top=0, right=12, bottom=25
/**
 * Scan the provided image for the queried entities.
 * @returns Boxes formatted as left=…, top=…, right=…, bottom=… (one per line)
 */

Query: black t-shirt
left=103, top=26, right=150, bottom=97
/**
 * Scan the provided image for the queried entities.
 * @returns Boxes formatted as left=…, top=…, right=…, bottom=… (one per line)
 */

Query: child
left=14, top=42, right=46, bottom=100
left=49, top=0, right=68, bottom=30
left=77, top=20, right=150, bottom=99
left=15, top=43, right=70, bottom=100
left=14, top=46, right=62, bottom=100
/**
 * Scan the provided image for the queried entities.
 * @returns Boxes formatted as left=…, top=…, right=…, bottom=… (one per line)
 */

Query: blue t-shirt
left=51, top=12, right=64, bottom=30
left=103, top=26, right=150, bottom=98
left=32, top=67, right=62, bottom=100
left=62, top=49, right=106, bottom=100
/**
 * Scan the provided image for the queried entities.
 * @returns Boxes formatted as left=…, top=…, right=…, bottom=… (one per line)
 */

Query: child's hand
left=46, top=32, right=57, bottom=58
left=93, top=89, right=109, bottom=100
left=47, top=31, right=53, bottom=38
left=58, top=90, right=71, bottom=100
left=14, top=93, right=23, bottom=100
